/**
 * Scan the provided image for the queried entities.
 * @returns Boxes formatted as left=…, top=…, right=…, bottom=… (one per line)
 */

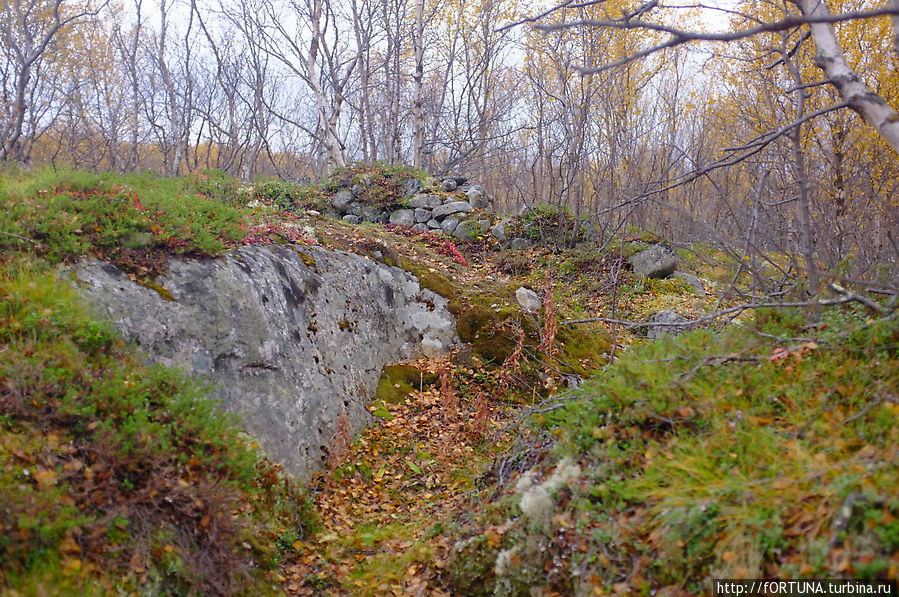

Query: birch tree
left=0, top=0, right=107, bottom=161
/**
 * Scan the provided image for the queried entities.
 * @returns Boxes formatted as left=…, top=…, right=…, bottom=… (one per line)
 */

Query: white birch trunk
left=412, top=0, right=425, bottom=168
left=798, top=0, right=899, bottom=154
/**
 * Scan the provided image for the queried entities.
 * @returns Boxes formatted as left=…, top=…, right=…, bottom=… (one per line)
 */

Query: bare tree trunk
left=157, top=0, right=183, bottom=176
left=797, top=0, right=899, bottom=154
left=412, top=0, right=425, bottom=169
left=350, top=0, right=374, bottom=162
left=782, top=30, right=821, bottom=298
left=307, top=0, right=344, bottom=169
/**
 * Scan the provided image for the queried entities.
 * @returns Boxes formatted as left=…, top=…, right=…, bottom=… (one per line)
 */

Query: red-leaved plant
left=471, top=392, right=490, bottom=440
left=384, top=223, right=468, bottom=266
left=326, top=406, right=352, bottom=483
left=539, top=267, right=558, bottom=378
left=499, top=325, right=526, bottom=391
left=439, top=365, right=458, bottom=422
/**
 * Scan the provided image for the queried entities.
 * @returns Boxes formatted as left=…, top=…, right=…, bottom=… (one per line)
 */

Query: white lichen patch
left=494, top=546, right=519, bottom=578
left=516, top=457, right=581, bottom=533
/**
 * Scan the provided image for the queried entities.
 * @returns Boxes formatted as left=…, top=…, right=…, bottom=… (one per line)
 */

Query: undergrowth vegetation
left=451, top=305, right=899, bottom=594
left=0, top=168, right=324, bottom=276
left=507, top=204, right=591, bottom=249
left=0, top=256, right=317, bottom=594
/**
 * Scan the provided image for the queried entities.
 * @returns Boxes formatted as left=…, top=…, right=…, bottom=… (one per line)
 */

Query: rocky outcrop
left=70, top=245, right=457, bottom=480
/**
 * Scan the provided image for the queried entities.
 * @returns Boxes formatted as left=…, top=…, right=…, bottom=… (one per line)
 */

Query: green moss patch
left=376, top=364, right=439, bottom=404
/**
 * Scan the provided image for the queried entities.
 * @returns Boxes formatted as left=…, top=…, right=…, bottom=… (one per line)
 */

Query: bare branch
left=524, top=5, right=899, bottom=76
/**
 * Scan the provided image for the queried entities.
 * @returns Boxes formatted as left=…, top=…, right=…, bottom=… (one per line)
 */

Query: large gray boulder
left=466, top=186, right=489, bottom=210
left=629, top=243, right=678, bottom=278
left=441, top=217, right=460, bottom=235
left=331, top=190, right=355, bottom=213
left=414, top=207, right=432, bottom=223
left=408, top=194, right=442, bottom=209
left=402, top=178, right=422, bottom=199
left=454, top=219, right=489, bottom=240
left=491, top=219, right=511, bottom=242
left=70, top=246, right=457, bottom=480
left=646, top=310, right=690, bottom=339
left=389, top=209, right=415, bottom=226
left=674, top=272, right=706, bottom=295
left=432, top=201, right=473, bottom=219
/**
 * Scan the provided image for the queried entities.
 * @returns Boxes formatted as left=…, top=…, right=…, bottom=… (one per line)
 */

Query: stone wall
left=330, top=175, right=497, bottom=241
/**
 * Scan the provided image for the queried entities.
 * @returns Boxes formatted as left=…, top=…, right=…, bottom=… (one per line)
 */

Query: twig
left=822, top=282, right=888, bottom=315
left=0, top=230, right=39, bottom=244
left=561, top=287, right=890, bottom=331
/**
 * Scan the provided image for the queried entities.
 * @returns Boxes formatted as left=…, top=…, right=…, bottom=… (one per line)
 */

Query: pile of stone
left=330, top=176, right=497, bottom=241
left=627, top=242, right=712, bottom=338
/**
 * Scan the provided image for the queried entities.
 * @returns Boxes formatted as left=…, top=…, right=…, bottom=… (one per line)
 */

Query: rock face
left=454, top=219, right=489, bottom=240
left=466, top=186, right=489, bottom=210
left=402, top=178, right=421, bottom=199
left=408, top=194, right=442, bottom=209
left=331, top=190, right=355, bottom=212
left=491, top=219, right=510, bottom=243
left=629, top=243, right=678, bottom=278
left=389, top=209, right=415, bottom=226
left=71, top=245, right=457, bottom=480
left=646, top=310, right=690, bottom=339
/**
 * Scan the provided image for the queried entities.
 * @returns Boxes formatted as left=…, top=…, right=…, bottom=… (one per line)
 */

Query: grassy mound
left=0, top=168, right=324, bottom=276
left=0, top=257, right=316, bottom=594
left=450, top=306, right=899, bottom=594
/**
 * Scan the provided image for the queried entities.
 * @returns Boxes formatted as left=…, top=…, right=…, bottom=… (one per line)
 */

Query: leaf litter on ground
left=281, top=354, right=518, bottom=596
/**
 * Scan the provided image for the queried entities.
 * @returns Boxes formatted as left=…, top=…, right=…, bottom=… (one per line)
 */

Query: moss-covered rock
left=376, top=364, right=438, bottom=404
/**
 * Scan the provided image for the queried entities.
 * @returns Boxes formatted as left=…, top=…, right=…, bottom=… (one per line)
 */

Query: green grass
left=451, top=305, right=899, bottom=594
left=0, top=256, right=316, bottom=594
left=0, top=167, right=331, bottom=276
left=0, top=168, right=247, bottom=271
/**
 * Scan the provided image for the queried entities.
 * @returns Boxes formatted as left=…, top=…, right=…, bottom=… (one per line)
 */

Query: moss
left=448, top=535, right=498, bottom=597
left=397, top=258, right=458, bottom=299
left=376, top=364, right=438, bottom=404
left=358, top=240, right=402, bottom=267
left=138, top=278, right=176, bottom=302
left=293, top=248, right=318, bottom=270
left=556, top=324, right=612, bottom=376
